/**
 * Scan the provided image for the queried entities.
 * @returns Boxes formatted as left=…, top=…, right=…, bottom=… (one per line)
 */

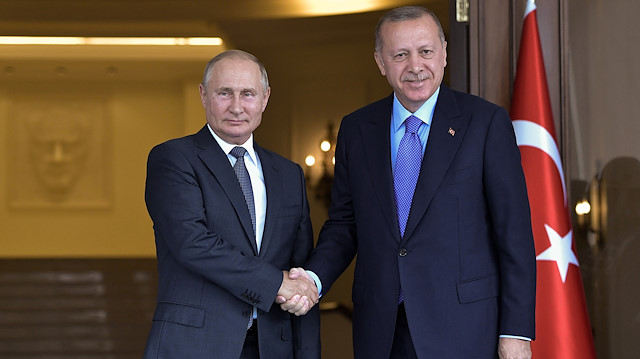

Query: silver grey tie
left=230, top=146, right=256, bottom=236
left=230, top=146, right=257, bottom=330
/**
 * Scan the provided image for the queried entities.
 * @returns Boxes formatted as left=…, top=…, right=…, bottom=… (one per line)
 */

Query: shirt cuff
left=305, top=270, right=323, bottom=297
left=499, top=335, right=532, bottom=341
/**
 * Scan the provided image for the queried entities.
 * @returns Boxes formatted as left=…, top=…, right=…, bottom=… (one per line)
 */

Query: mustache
left=402, top=73, right=428, bottom=82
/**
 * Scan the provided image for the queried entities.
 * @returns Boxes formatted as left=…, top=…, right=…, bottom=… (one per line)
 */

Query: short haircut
left=375, top=6, right=446, bottom=53
left=201, top=49, right=269, bottom=92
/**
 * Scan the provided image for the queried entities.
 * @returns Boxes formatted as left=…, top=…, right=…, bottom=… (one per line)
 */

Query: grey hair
left=201, top=49, right=269, bottom=92
left=374, top=6, right=446, bottom=53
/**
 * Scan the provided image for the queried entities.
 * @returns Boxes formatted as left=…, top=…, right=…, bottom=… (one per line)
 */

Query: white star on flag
left=536, top=224, right=579, bottom=283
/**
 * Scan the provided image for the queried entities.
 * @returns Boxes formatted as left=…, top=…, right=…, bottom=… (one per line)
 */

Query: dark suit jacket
left=306, top=85, right=536, bottom=358
left=143, top=126, right=320, bottom=359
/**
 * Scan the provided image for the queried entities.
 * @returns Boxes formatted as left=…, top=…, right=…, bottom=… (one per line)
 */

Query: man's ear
left=443, top=40, right=448, bottom=68
left=198, top=84, right=207, bottom=108
left=261, top=87, right=271, bottom=112
left=374, top=51, right=386, bottom=76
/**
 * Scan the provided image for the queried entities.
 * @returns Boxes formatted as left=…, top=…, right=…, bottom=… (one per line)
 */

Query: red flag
left=510, top=1, right=596, bottom=358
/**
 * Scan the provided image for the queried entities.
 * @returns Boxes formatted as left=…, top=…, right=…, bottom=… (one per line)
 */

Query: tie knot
left=404, top=115, right=422, bottom=134
left=230, top=146, right=247, bottom=159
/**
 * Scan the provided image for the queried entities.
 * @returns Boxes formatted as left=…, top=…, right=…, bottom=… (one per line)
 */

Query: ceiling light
left=300, top=0, right=386, bottom=15
left=0, top=36, right=223, bottom=46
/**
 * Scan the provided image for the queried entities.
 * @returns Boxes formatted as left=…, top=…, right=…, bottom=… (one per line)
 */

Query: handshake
left=275, top=268, right=318, bottom=316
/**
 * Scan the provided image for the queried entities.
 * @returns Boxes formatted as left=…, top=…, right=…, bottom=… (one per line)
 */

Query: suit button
left=399, top=248, right=408, bottom=257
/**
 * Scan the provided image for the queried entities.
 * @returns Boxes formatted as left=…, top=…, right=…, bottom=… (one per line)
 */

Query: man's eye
left=394, top=53, right=407, bottom=59
left=421, top=49, right=435, bottom=58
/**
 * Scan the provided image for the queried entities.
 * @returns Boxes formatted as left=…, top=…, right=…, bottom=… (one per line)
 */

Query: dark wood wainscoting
left=0, top=258, right=157, bottom=359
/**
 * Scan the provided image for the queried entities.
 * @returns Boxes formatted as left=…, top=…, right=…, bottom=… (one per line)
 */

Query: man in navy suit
left=143, top=50, right=320, bottom=359
left=281, top=6, right=536, bottom=359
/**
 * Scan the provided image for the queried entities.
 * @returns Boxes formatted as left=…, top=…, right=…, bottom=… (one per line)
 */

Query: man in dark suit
left=143, top=49, right=320, bottom=359
left=281, top=6, right=536, bottom=359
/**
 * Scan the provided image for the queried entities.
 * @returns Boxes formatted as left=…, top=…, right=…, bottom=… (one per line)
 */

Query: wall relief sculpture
left=7, top=91, right=110, bottom=208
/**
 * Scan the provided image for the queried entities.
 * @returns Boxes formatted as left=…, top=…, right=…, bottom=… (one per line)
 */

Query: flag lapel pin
left=448, top=127, right=456, bottom=136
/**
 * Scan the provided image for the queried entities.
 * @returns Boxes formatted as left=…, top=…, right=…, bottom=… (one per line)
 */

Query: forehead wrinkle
left=214, top=85, right=258, bottom=93
left=382, top=19, right=440, bottom=48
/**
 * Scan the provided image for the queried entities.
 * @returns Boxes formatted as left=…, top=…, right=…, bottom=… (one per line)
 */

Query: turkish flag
left=510, top=1, right=596, bottom=358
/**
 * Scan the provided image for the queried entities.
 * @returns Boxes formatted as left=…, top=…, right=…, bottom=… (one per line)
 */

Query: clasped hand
left=275, top=268, right=318, bottom=316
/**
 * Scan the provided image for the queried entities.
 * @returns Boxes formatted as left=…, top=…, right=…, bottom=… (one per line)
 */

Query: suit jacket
left=143, top=126, right=320, bottom=359
left=306, top=85, right=536, bottom=358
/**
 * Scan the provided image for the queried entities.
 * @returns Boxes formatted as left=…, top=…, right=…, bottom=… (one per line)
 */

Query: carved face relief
left=27, top=110, right=89, bottom=201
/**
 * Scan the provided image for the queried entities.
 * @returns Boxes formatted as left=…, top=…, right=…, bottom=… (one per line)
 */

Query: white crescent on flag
left=512, top=119, right=567, bottom=204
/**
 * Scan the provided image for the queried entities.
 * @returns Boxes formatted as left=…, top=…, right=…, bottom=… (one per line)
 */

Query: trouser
left=240, top=320, right=259, bottom=359
left=390, top=303, right=418, bottom=359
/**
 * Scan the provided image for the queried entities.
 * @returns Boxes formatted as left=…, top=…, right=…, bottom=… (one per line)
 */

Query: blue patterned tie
left=394, top=115, right=423, bottom=237
left=394, top=115, right=423, bottom=304
left=230, top=146, right=256, bottom=236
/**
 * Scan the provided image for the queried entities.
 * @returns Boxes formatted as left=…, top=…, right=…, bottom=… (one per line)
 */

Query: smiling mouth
left=403, top=73, right=428, bottom=83
left=404, top=79, right=427, bottom=88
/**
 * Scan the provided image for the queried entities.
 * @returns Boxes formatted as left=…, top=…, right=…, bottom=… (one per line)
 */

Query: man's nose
left=408, top=53, right=424, bottom=73
left=229, top=95, right=244, bottom=114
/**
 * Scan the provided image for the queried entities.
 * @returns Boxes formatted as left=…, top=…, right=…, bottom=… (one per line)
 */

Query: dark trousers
left=240, top=321, right=260, bottom=359
left=390, top=303, right=418, bottom=359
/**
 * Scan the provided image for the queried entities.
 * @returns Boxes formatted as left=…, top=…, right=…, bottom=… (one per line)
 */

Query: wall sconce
left=304, top=123, right=336, bottom=208
left=575, top=178, right=592, bottom=224
left=575, top=173, right=602, bottom=241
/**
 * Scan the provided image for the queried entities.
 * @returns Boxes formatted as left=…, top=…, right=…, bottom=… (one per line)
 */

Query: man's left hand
left=498, top=337, right=531, bottom=359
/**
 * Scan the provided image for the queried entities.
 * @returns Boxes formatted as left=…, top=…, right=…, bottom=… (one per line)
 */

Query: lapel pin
left=448, top=127, right=456, bottom=136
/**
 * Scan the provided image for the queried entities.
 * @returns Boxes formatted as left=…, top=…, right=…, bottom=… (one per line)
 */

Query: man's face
left=374, top=15, right=447, bottom=113
left=199, top=57, right=270, bottom=145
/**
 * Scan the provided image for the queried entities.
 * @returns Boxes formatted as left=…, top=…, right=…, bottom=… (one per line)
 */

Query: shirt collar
left=392, top=86, right=440, bottom=133
left=207, top=124, right=258, bottom=165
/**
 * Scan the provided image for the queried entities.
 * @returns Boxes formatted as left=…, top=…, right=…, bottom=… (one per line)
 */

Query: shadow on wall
left=573, top=156, right=640, bottom=359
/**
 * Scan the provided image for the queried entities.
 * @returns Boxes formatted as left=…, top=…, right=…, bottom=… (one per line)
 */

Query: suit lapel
left=403, top=86, right=469, bottom=241
left=360, top=95, right=402, bottom=243
left=255, top=145, right=280, bottom=258
left=195, top=126, right=258, bottom=254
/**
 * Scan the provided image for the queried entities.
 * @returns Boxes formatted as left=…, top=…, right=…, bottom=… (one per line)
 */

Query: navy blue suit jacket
left=143, top=126, right=320, bottom=359
left=306, top=85, right=536, bottom=358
